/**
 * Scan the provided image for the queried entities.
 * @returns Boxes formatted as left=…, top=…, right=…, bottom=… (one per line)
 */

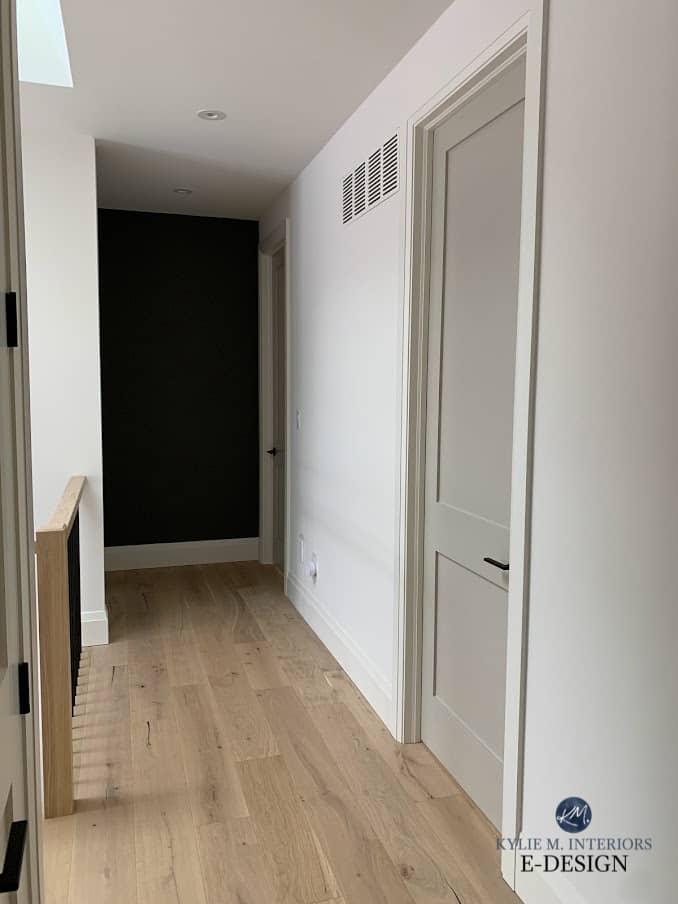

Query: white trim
left=286, top=572, right=393, bottom=729
left=515, top=872, right=564, bottom=904
left=81, top=609, right=109, bottom=647
left=104, top=537, right=259, bottom=571
left=258, top=246, right=274, bottom=563
left=395, top=7, right=547, bottom=894
left=515, top=864, right=585, bottom=904
left=258, top=217, right=291, bottom=584
left=260, top=221, right=286, bottom=255
left=501, top=7, right=548, bottom=882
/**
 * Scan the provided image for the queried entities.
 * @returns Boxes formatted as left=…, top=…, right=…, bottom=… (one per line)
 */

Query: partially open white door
left=0, top=2, right=42, bottom=900
left=271, top=247, right=286, bottom=571
left=421, top=57, right=526, bottom=829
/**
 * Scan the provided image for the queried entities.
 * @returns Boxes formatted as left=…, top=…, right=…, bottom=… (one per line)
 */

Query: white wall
left=21, top=120, right=108, bottom=645
left=518, top=2, right=677, bottom=902
left=261, top=0, right=531, bottom=733
left=261, top=1, right=675, bottom=901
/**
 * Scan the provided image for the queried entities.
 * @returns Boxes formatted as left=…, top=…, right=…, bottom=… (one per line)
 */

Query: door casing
left=395, top=8, right=548, bottom=891
left=258, top=219, right=291, bottom=586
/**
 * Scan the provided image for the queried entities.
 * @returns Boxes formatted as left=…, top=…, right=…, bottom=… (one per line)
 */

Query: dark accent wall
left=98, top=209, right=259, bottom=547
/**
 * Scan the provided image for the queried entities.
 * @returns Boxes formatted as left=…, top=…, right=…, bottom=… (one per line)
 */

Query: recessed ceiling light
left=173, top=187, right=193, bottom=196
left=197, top=109, right=226, bottom=121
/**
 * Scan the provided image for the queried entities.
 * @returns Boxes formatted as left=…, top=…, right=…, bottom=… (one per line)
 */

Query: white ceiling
left=20, top=0, right=452, bottom=220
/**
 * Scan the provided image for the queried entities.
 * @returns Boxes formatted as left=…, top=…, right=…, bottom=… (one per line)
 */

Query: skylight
left=17, top=0, right=73, bottom=88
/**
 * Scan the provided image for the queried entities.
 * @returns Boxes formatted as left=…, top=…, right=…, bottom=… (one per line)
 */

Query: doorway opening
left=397, top=11, right=546, bottom=890
left=259, top=220, right=291, bottom=579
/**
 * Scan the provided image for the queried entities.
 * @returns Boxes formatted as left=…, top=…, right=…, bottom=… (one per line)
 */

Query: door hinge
left=5, top=291, right=18, bottom=348
left=18, top=662, right=30, bottom=715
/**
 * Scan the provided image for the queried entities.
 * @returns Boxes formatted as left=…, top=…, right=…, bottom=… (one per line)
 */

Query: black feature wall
left=98, top=209, right=259, bottom=547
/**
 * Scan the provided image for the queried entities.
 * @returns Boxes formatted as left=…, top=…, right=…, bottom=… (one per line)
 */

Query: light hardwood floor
left=43, top=562, right=520, bottom=904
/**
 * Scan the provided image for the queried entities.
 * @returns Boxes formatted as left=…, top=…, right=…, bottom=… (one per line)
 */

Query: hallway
left=43, top=563, right=518, bottom=904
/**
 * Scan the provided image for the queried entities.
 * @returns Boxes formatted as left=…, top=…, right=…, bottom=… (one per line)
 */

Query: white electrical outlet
left=298, top=533, right=304, bottom=563
left=296, top=409, right=302, bottom=430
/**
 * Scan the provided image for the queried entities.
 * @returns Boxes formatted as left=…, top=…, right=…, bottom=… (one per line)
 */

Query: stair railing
left=35, top=475, right=86, bottom=818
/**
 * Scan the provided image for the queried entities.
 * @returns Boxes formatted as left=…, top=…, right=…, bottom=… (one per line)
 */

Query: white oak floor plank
left=309, top=701, right=490, bottom=904
left=171, top=683, right=249, bottom=825
left=322, top=668, right=462, bottom=802
left=418, top=794, right=521, bottom=903
left=202, top=563, right=266, bottom=643
left=42, top=816, right=74, bottom=904
left=127, top=583, right=208, bottom=904
left=237, top=754, right=339, bottom=904
left=68, top=661, right=136, bottom=904
left=258, top=686, right=415, bottom=904
left=237, top=640, right=291, bottom=690
left=197, top=818, right=281, bottom=904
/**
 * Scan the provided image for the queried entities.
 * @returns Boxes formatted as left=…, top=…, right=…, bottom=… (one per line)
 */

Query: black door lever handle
left=266, top=447, right=278, bottom=456
left=0, top=820, right=27, bottom=893
left=483, top=557, right=509, bottom=571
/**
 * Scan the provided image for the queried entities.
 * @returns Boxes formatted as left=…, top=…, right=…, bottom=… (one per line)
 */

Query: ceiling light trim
left=197, top=109, right=226, bottom=121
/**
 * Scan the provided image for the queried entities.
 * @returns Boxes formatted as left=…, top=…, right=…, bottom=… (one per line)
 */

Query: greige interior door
left=271, top=248, right=286, bottom=571
left=0, top=1, right=39, bottom=899
left=421, top=57, right=526, bottom=828
left=0, top=362, right=32, bottom=904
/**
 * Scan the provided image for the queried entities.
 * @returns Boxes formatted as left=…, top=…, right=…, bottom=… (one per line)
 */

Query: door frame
left=395, top=6, right=547, bottom=889
left=258, top=218, right=291, bottom=583
left=1, top=0, right=44, bottom=899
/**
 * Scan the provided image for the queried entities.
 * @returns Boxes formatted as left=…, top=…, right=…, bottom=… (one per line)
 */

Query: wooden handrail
left=37, top=475, right=86, bottom=534
left=36, top=475, right=87, bottom=819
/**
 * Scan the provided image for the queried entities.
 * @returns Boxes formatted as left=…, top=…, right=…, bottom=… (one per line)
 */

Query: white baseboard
left=104, top=537, right=259, bottom=572
left=515, top=861, right=586, bottom=904
left=285, top=572, right=393, bottom=729
left=81, top=609, right=109, bottom=646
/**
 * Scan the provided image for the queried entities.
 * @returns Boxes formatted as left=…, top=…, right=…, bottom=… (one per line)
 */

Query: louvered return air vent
left=353, top=161, right=366, bottom=217
left=342, top=173, right=353, bottom=224
left=341, top=132, right=399, bottom=224
left=367, top=148, right=382, bottom=207
left=382, top=134, right=398, bottom=197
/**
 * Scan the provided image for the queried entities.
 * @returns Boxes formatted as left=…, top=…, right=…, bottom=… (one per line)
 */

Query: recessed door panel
left=437, top=103, right=522, bottom=528
left=434, top=553, right=508, bottom=758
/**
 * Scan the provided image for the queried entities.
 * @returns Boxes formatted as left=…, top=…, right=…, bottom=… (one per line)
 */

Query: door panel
left=434, top=554, right=508, bottom=756
left=272, top=249, right=286, bottom=571
left=437, top=105, right=521, bottom=527
left=422, top=57, right=525, bottom=828
left=0, top=2, right=39, bottom=900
